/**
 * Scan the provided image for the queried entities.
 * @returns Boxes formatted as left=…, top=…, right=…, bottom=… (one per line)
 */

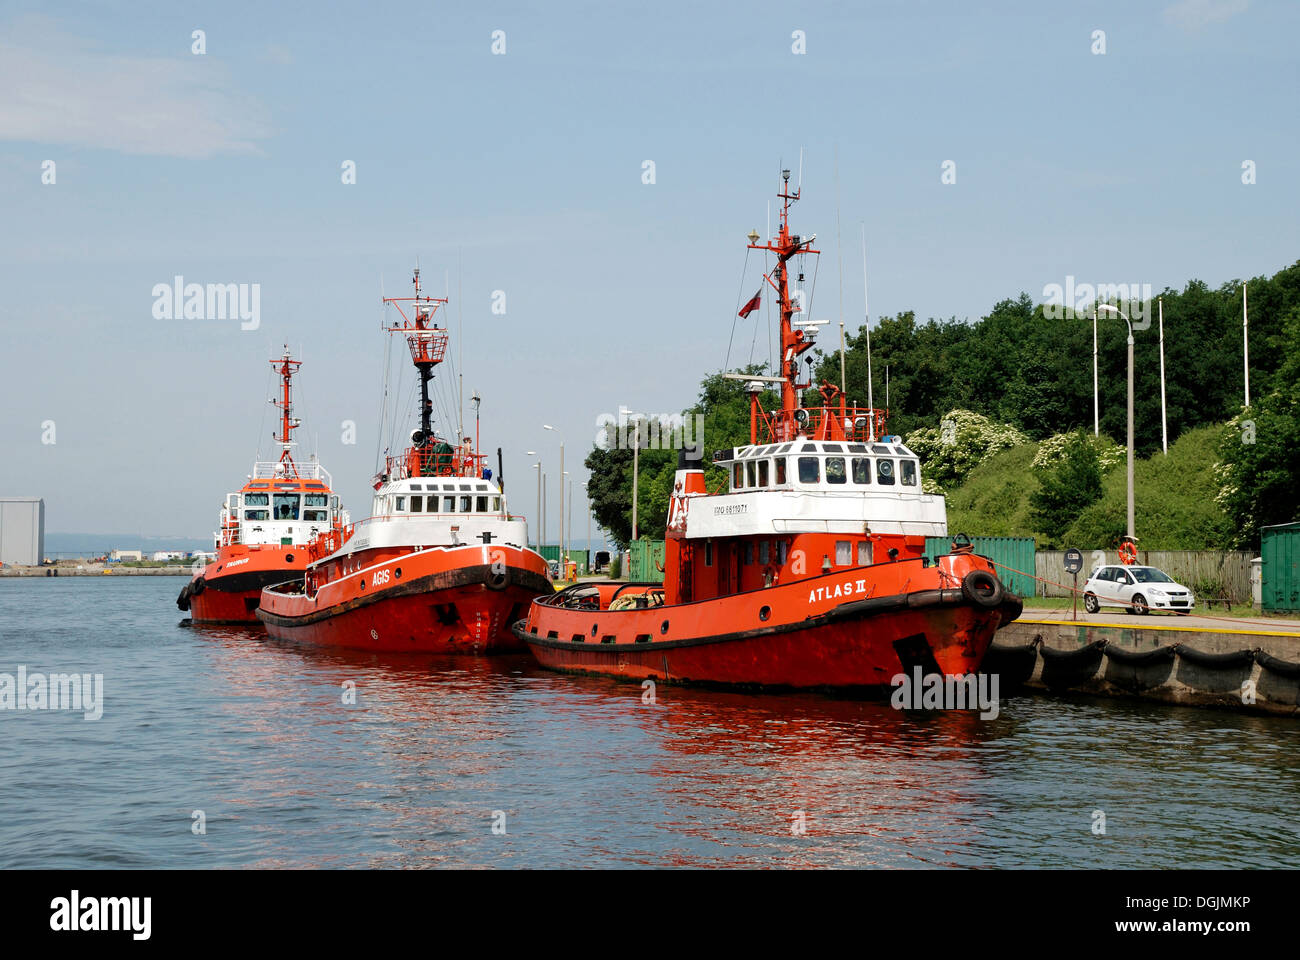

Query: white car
left=1082, top=564, right=1194, bottom=615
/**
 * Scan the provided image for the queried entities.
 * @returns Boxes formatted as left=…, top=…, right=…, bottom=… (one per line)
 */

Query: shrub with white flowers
left=905, top=409, right=1029, bottom=488
left=1031, top=432, right=1125, bottom=472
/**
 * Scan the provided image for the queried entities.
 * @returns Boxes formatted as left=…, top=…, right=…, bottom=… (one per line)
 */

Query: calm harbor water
left=1, top=577, right=1296, bottom=869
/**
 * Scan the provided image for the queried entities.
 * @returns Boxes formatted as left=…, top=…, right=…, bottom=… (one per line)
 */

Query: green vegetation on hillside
left=945, top=425, right=1234, bottom=549
left=585, top=262, right=1300, bottom=549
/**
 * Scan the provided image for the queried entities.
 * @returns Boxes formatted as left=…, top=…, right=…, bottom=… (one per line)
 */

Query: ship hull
left=514, top=563, right=1022, bottom=693
left=257, top=544, right=552, bottom=654
left=180, top=546, right=307, bottom=624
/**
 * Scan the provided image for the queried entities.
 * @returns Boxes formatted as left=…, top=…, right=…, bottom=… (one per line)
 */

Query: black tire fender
left=961, top=570, right=1003, bottom=608
left=486, top=567, right=509, bottom=591
left=192, top=577, right=206, bottom=596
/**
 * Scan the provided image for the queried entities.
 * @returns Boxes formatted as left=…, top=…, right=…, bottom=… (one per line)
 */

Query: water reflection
left=2, top=587, right=1282, bottom=868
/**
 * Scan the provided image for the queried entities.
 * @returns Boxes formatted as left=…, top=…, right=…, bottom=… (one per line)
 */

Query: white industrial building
left=0, top=497, right=45, bottom=566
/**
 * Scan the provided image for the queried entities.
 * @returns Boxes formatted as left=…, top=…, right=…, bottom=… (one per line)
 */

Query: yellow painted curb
left=1017, top=618, right=1300, bottom=639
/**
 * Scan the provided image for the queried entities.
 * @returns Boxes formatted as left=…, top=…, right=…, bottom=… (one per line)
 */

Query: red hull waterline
left=187, top=584, right=264, bottom=625
left=261, top=582, right=543, bottom=653
left=515, top=571, right=1023, bottom=694
left=258, top=548, right=552, bottom=654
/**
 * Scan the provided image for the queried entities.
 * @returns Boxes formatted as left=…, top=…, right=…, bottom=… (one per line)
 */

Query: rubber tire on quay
left=961, top=570, right=1003, bottom=608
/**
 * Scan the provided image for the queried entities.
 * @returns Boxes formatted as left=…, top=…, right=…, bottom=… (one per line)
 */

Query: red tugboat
left=514, top=172, right=1022, bottom=692
left=178, top=349, right=349, bottom=624
left=256, top=270, right=552, bottom=653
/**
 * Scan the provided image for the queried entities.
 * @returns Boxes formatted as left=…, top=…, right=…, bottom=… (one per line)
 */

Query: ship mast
left=747, top=169, right=820, bottom=439
left=382, top=268, right=452, bottom=478
left=270, top=347, right=302, bottom=474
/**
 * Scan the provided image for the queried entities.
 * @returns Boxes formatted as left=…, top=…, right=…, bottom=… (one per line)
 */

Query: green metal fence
left=1261, top=522, right=1300, bottom=612
left=628, top=540, right=666, bottom=583
left=925, top=535, right=1037, bottom=598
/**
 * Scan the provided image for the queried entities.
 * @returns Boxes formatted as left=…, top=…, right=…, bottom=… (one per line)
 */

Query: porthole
left=360, top=579, right=365, bottom=590
left=759, top=605, right=771, bottom=621
left=591, top=623, right=598, bottom=637
left=285, top=553, right=295, bottom=563
left=394, top=567, right=402, bottom=580
left=660, top=620, right=670, bottom=635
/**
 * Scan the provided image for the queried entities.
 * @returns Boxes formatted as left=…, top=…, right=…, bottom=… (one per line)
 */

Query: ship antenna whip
left=861, top=221, right=874, bottom=440
left=835, top=146, right=846, bottom=395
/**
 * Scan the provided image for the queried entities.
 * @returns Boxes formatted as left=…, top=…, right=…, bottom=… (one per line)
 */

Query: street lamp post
left=1092, top=307, right=1100, bottom=437
left=528, top=453, right=540, bottom=551
left=1097, top=304, right=1135, bottom=539
left=581, top=481, right=591, bottom=575
left=544, top=425, right=564, bottom=570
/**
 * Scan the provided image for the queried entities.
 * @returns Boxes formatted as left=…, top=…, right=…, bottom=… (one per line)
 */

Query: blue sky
left=1, top=0, right=1296, bottom=540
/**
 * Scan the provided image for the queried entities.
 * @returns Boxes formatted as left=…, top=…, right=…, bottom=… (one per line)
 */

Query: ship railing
left=384, top=443, right=486, bottom=482
left=404, top=327, right=449, bottom=365
left=251, top=460, right=333, bottom=485
left=306, top=521, right=356, bottom=562
left=754, top=404, right=889, bottom=445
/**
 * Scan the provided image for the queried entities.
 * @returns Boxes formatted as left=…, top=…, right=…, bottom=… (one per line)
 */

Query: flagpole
left=1158, top=297, right=1168, bottom=454
left=1243, top=282, right=1250, bottom=407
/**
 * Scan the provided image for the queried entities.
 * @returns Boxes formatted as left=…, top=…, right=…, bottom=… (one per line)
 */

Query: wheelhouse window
left=857, top=541, right=872, bottom=565
left=460, top=495, right=472, bottom=512
left=733, top=463, right=743, bottom=488
left=443, top=496, right=455, bottom=512
left=775, top=457, right=787, bottom=484
left=303, top=493, right=329, bottom=521
left=826, top=457, right=847, bottom=484
left=476, top=496, right=489, bottom=512
left=746, top=461, right=757, bottom=487
left=273, top=493, right=300, bottom=520
left=876, top=459, right=896, bottom=485
left=798, top=457, right=820, bottom=483
left=491, top=497, right=501, bottom=512
left=900, top=460, right=917, bottom=486
left=836, top=541, right=852, bottom=565
left=852, top=457, right=871, bottom=484
left=410, top=495, right=423, bottom=513
left=758, top=460, right=770, bottom=486
left=244, top=493, right=269, bottom=507
left=395, top=496, right=406, bottom=512
left=244, top=509, right=269, bottom=520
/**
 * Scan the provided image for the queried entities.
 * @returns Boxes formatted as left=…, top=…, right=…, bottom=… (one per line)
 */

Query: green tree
left=1029, top=430, right=1104, bottom=546
left=1214, top=307, right=1300, bottom=547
